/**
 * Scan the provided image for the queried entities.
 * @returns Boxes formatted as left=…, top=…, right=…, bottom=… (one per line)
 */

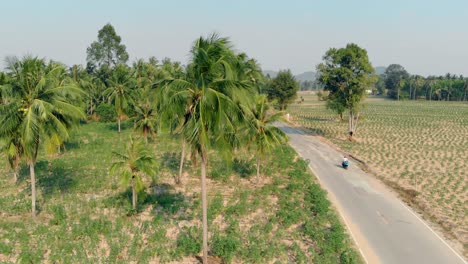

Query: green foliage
left=340, top=249, right=361, bottom=264
left=264, top=70, right=299, bottom=110
left=210, top=163, right=232, bottom=182
left=176, top=227, right=202, bottom=256
left=232, top=158, right=255, bottom=178
left=306, top=183, right=330, bottom=216
left=210, top=231, right=241, bottom=263
left=317, top=43, right=376, bottom=136
left=104, top=64, right=136, bottom=125
left=276, top=195, right=305, bottom=227
left=96, top=103, right=116, bottom=122
left=49, top=204, right=67, bottom=225
left=383, top=64, right=409, bottom=99
left=208, top=192, right=224, bottom=223
left=86, top=23, right=129, bottom=69
left=155, top=192, right=186, bottom=215
left=110, top=137, right=157, bottom=209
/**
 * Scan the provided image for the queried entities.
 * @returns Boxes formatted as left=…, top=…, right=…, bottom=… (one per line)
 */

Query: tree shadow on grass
left=104, top=120, right=133, bottom=131
left=105, top=183, right=190, bottom=217
left=161, top=152, right=180, bottom=173
left=17, top=160, right=77, bottom=215
left=36, top=161, right=77, bottom=199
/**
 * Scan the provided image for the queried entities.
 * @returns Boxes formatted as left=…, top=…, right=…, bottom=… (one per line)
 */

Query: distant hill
left=263, top=70, right=278, bottom=78
left=263, top=70, right=316, bottom=82
left=295, top=71, right=316, bottom=82
left=374, top=66, right=387, bottom=75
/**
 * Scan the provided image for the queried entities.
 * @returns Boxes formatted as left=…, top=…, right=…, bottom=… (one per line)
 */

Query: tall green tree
left=317, top=43, right=376, bottom=140
left=160, top=34, right=253, bottom=264
left=104, top=65, right=135, bottom=133
left=383, top=64, right=409, bottom=100
left=0, top=56, right=84, bottom=217
left=132, top=92, right=158, bottom=144
left=86, top=23, right=129, bottom=69
left=110, top=137, right=157, bottom=210
left=244, top=95, right=287, bottom=182
left=265, top=70, right=299, bottom=110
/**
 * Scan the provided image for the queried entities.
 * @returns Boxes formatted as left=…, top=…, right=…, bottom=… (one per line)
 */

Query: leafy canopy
left=265, top=70, right=299, bottom=110
left=317, top=43, right=375, bottom=111
left=86, top=23, right=129, bottom=69
left=0, top=56, right=85, bottom=162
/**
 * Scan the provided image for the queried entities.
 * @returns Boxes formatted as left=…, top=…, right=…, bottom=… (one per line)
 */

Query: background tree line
left=377, top=64, right=468, bottom=101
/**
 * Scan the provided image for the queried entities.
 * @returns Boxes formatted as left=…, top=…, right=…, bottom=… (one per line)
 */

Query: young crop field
left=289, top=92, right=468, bottom=247
left=0, top=122, right=362, bottom=263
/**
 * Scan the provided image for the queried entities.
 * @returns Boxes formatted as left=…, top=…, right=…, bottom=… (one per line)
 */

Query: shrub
left=95, top=103, right=116, bottom=122
left=208, top=192, right=224, bottom=223
left=210, top=232, right=241, bottom=263
left=232, top=158, right=255, bottom=178
left=340, top=249, right=360, bottom=264
left=49, top=204, right=67, bottom=225
left=306, top=183, right=330, bottom=216
left=210, top=162, right=232, bottom=182
left=176, top=227, right=202, bottom=256
left=276, top=196, right=304, bottom=227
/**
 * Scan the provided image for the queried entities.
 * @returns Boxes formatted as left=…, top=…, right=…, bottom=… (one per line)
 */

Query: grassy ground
left=289, top=91, right=467, bottom=248
left=0, top=121, right=362, bottom=263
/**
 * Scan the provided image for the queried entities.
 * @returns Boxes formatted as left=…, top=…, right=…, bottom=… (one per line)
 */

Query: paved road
left=278, top=124, right=466, bottom=264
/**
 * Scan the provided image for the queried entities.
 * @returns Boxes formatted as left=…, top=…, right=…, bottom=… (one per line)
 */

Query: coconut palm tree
left=133, top=101, right=158, bottom=143
left=105, top=64, right=135, bottom=133
left=0, top=133, right=23, bottom=183
left=0, top=56, right=84, bottom=217
left=244, top=95, right=287, bottom=183
left=160, top=34, right=254, bottom=263
left=110, top=137, right=157, bottom=210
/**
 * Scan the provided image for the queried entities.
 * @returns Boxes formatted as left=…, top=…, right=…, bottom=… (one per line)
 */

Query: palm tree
left=79, top=76, right=106, bottom=117
left=105, top=64, right=135, bottom=133
left=133, top=101, right=158, bottom=143
left=0, top=56, right=84, bottom=217
left=160, top=34, right=253, bottom=263
left=110, top=137, right=157, bottom=210
left=0, top=133, right=23, bottom=183
left=244, top=95, right=287, bottom=183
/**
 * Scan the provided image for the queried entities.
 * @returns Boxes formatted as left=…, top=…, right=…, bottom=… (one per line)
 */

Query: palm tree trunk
left=13, top=157, right=19, bottom=183
left=200, top=151, right=208, bottom=264
left=118, top=116, right=121, bottom=133
left=256, top=155, right=261, bottom=184
left=144, top=129, right=148, bottom=144
left=29, top=162, right=36, bottom=217
left=131, top=176, right=137, bottom=210
left=177, top=140, right=186, bottom=185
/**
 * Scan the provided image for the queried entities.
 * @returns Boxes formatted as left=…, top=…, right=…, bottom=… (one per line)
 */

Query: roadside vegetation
left=0, top=122, right=362, bottom=263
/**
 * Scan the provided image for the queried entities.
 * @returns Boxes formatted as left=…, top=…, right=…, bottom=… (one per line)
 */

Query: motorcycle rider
left=342, top=156, right=349, bottom=168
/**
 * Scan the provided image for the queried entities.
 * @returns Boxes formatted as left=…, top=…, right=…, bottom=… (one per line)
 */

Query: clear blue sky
left=1, top=0, right=467, bottom=76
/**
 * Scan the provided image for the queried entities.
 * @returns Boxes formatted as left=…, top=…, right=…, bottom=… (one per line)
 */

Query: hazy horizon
left=1, top=0, right=467, bottom=76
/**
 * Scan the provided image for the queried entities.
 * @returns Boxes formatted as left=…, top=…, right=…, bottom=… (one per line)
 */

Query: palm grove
left=376, top=64, right=468, bottom=101
left=0, top=24, right=297, bottom=263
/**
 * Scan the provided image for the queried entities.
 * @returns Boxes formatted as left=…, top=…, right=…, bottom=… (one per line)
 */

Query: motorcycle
left=342, top=160, right=349, bottom=169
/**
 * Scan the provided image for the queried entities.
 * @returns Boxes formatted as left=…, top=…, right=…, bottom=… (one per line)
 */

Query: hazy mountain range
left=263, top=66, right=387, bottom=82
left=263, top=70, right=316, bottom=82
